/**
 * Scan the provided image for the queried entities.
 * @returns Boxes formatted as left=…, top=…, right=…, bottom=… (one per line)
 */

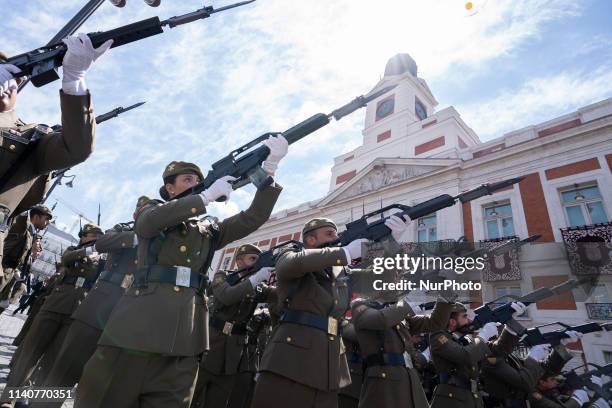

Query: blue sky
left=4, top=0, right=612, bottom=235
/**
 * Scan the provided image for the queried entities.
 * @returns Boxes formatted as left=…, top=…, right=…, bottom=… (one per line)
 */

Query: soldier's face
left=31, top=214, right=51, bottom=230
left=81, top=232, right=101, bottom=244
left=0, top=79, right=18, bottom=112
left=538, top=377, right=558, bottom=391
left=165, top=173, right=201, bottom=198
left=304, top=226, right=338, bottom=249
left=236, top=254, right=259, bottom=269
left=449, top=312, right=469, bottom=331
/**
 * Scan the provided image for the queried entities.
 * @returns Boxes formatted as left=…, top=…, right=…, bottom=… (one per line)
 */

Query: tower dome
left=384, top=53, right=418, bottom=77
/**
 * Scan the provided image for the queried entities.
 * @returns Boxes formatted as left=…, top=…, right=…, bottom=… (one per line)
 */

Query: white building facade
left=210, top=54, right=612, bottom=367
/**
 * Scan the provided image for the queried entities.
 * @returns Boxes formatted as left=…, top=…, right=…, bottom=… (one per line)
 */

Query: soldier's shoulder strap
left=430, top=330, right=453, bottom=347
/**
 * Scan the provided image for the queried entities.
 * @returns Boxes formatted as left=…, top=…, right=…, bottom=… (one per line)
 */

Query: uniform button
left=174, top=286, right=181, bottom=292
left=135, top=289, right=140, bottom=296
left=121, top=243, right=126, bottom=247
left=186, top=259, right=191, bottom=263
left=191, top=207, right=197, bottom=214
left=9, top=144, right=16, bottom=151
left=334, top=299, right=338, bottom=305
left=449, top=393, right=453, bottom=397
left=396, top=324, right=400, bottom=330
left=381, top=373, right=386, bottom=378
left=180, top=245, right=187, bottom=252
left=329, top=336, right=334, bottom=341
left=134, top=260, right=138, bottom=264
left=286, top=337, right=292, bottom=342
left=336, top=259, right=341, bottom=265
left=331, top=282, right=335, bottom=287
left=80, top=268, right=84, bottom=272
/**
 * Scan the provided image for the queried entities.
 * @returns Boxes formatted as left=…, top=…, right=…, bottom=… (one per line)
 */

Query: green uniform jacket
left=99, top=183, right=282, bottom=356
left=430, top=328, right=517, bottom=408
left=482, top=344, right=573, bottom=402
left=41, top=244, right=102, bottom=315
left=1, top=214, right=35, bottom=294
left=352, top=299, right=453, bottom=408
left=0, top=91, right=95, bottom=276
left=259, top=247, right=352, bottom=392
left=204, top=270, right=275, bottom=375
left=71, top=226, right=137, bottom=330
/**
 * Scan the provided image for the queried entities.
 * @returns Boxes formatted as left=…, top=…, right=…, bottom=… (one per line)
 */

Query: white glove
left=61, top=33, right=113, bottom=95
left=478, top=322, right=499, bottom=342
left=590, top=375, right=603, bottom=387
left=0, top=64, right=20, bottom=95
left=384, top=215, right=410, bottom=242
left=527, top=344, right=551, bottom=362
left=342, top=238, right=368, bottom=264
left=408, top=301, right=423, bottom=315
left=85, top=245, right=96, bottom=255
left=261, top=135, right=289, bottom=174
left=422, top=347, right=431, bottom=362
left=571, top=389, right=589, bottom=406
left=593, top=398, right=611, bottom=408
left=561, top=330, right=584, bottom=346
left=510, top=301, right=527, bottom=318
left=133, top=235, right=139, bottom=247
left=248, top=268, right=272, bottom=287
left=200, top=176, right=236, bottom=205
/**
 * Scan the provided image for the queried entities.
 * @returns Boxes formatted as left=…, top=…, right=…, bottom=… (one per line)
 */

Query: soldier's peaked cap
left=159, top=161, right=204, bottom=201
left=79, top=223, right=103, bottom=237
left=237, top=244, right=262, bottom=256
left=30, top=205, right=53, bottom=219
left=303, top=218, right=337, bottom=235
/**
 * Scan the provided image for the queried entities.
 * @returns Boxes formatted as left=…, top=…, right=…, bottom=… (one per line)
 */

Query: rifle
left=173, top=85, right=397, bottom=201
left=326, top=177, right=524, bottom=246
left=225, top=240, right=303, bottom=285
left=521, top=322, right=612, bottom=347
left=8, top=1, right=255, bottom=87
left=459, top=278, right=593, bottom=336
left=564, top=363, right=612, bottom=400
left=42, top=102, right=145, bottom=204
left=419, top=300, right=470, bottom=311
left=18, top=0, right=106, bottom=92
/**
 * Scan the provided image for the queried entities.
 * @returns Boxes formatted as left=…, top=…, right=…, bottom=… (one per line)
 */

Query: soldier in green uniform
left=429, top=302, right=527, bottom=408
left=29, top=218, right=139, bottom=408
left=252, top=215, right=409, bottom=408
left=2, top=223, right=103, bottom=405
left=0, top=205, right=51, bottom=313
left=350, top=292, right=453, bottom=408
left=481, top=331, right=582, bottom=408
left=75, top=135, right=287, bottom=408
left=191, top=243, right=275, bottom=408
left=338, top=321, right=363, bottom=408
left=0, top=35, right=112, bottom=286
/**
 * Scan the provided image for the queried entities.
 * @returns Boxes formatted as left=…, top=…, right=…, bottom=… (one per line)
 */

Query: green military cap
left=302, top=217, right=337, bottom=235
left=136, top=195, right=150, bottom=209
left=236, top=244, right=262, bottom=256
left=29, top=204, right=53, bottom=219
left=159, top=161, right=204, bottom=201
left=451, top=302, right=467, bottom=313
left=79, top=223, right=103, bottom=237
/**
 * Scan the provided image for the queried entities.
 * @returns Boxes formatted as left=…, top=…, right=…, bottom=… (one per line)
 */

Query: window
left=221, top=257, right=231, bottom=271
left=605, top=351, right=612, bottom=364
left=483, top=202, right=515, bottom=239
left=561, top=184, right=608, bottom=227
left=415, top=97, right=427, bottom=121
left=417, top=215, right=437, bottom=242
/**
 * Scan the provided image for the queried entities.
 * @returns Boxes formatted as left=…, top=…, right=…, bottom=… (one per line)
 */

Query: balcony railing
left=585, top=303, right=612, bottom=320
left=561, top=222, right=612, bottom=276
left=479, top=236, right=522, bottom=282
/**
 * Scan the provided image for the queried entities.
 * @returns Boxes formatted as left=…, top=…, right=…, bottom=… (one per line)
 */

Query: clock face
left=415, top=99, right=427, bottom=120
left=376, top=97, right=394, bottom=120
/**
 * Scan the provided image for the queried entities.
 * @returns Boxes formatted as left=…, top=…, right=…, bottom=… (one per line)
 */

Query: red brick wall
left=462, top=202, right=474, bottom=242
left=469, top=280, right=483, bottom=308
left=538, top=119, right=581, bottom=138
left=336, top=170, right=356, bottom=185
left=606, top=154, right=612, bottom=171
left=473, top=143, right=505, bottom=158
left=518, top=173, right=555, bottom=242
left=531, top=275, right=577, bottom=310
left=278, top=234, right=292, bottom=242
left=544, top=158, right=601, bottom=180
left=377, top=130, right=391, bottom=143
left=415, top=136, right=445, bottom=155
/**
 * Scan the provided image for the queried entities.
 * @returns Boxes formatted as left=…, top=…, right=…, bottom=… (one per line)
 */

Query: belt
left=210, top=316, right=248, bottom=335
left=364, top=352, right=406, bottom=367
left=98, top=270, right=128, bottom=286
left=346, top=351, right=363, bottom=364
left=280, top=310, right=341, bottom=336
left=61, top=275, right=96, bottom=290
left=439, top=373, right=478, bottom=393
left=136, top=265, right=202, bottom=289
